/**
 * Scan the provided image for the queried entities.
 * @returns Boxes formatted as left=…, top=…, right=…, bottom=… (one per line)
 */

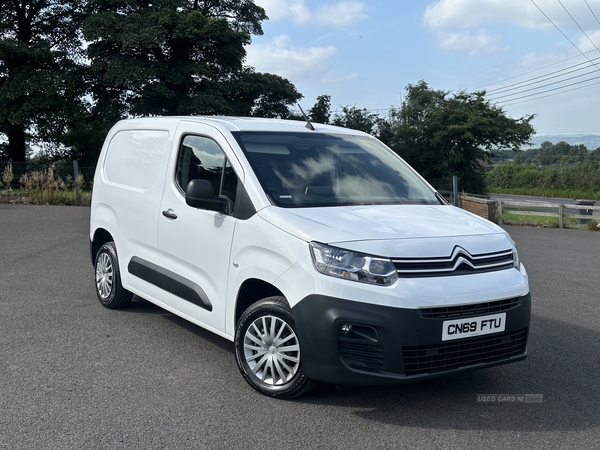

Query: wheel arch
left=91, top=228, right=114, bottom=265
left=235, top=278, right=286, bottom=327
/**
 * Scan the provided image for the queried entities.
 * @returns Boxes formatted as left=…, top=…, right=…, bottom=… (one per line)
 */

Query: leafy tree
left=537, top=141, right=588, bottom=166
left=84, top=0, right=300, bottom=121
left=291, top=95, right=379, bottom=132
left=332, top=105, right=379, bottom=134
left=513, top=147, right=539, bottom=165
left=490, top=148, right=521, bottom=163
left=589, top=146, right=600, bottom=165
left=513, top=141, right=595, bottom=166
left=282, top=94, right=331, bottom=123
left=384, top=81, right=535, bottom=193
left=0, top=0, right=86, bottom=164
left=308, top=95, right=331, bottom=124
left=225, top=70, right=301, bottom=118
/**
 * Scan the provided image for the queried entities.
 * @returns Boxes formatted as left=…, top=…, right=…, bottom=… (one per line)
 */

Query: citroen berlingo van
left=90, top=116, right=531, bottom=398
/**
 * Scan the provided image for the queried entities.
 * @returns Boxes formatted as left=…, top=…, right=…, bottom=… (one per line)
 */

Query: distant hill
left=527, top=134, right=600, bottom=150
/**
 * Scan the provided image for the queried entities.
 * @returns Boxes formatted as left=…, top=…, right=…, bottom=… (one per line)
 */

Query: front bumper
left=292, top=293, right=531, bottom=385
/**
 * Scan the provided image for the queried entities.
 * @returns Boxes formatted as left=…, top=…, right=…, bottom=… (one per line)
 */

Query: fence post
left=452, top=175, right=458, bottom=207
left=558, top=204, right=564, bottom=228
left=497, top=201, right=503, bottom=225
left=73, top=160, right=80, bottom=204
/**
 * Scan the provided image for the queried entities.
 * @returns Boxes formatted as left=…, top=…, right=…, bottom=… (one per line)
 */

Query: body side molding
left=128, top=256, right=213, bottom=312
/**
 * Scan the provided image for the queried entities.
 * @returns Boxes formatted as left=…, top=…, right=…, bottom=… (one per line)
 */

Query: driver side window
left=175, top=135, right=238, bottom=209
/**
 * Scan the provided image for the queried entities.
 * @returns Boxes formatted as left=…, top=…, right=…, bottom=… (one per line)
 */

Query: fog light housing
left=341, top=323, right=353, bottom=334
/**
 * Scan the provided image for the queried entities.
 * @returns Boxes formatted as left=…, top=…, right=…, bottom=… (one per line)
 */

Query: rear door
left=157, top=123, right=243, bottom=334
left=97, top=127, right=171, bottom=293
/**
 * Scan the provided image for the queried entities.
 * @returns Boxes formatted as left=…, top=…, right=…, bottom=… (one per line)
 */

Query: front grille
left=393, top=247, right=514, bottom=277
left=420, top=298, right=522, bottom=319
left=402, top=328, right=528, bottom=376
left=339, top=342, right=386, bottom=372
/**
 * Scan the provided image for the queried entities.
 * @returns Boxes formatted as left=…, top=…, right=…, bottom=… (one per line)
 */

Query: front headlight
left=309, top=242, right=398, bottom=286
left=512, top=244, right=520, bottom=269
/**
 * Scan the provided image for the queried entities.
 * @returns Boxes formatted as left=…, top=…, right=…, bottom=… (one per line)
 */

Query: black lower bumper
left=292, top=293, right=531, bottom=385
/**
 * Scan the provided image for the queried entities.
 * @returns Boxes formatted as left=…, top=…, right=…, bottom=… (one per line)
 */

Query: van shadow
left=297, top=312, right=600, bottom=433
left=123, top=295, right=235, bottom=354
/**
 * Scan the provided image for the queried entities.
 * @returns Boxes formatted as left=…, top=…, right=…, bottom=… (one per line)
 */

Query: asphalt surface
left=1, top=204, right=599, bottom=449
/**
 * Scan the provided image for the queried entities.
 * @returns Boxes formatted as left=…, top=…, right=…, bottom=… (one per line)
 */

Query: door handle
left=162, top=209, right=177, bottom=219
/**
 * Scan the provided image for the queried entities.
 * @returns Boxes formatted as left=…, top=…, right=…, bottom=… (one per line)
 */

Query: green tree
left=0, top=0, right=86, bottom=164
left=84, top=0, right=300, bottom=121
left=513, top=147, right=539, bottom=165
left=588, top=147, right=600, bottom=165
left=308, top=95, right=331, bottom=124
left=384, top=81, right=535, bottom=193
left=537, top=141, right=588, bottom=165
left=332, top=105, right=379, bottom=134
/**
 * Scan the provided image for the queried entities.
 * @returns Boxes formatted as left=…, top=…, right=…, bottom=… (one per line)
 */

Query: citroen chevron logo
left=450, top=246, right=476, bottom=270
left=451, top=246, right=473, bottom=260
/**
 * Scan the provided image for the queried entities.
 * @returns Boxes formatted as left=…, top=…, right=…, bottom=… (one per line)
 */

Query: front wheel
left=94, top=241, right=133, bottom=309
left=234, top=297, right=314, bottom=398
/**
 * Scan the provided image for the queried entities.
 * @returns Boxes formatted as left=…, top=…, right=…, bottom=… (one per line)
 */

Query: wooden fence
left=497, top=200, right=600, bottom=228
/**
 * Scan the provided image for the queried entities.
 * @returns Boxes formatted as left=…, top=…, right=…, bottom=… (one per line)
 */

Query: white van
left=90, top=116, right=531, bottom=398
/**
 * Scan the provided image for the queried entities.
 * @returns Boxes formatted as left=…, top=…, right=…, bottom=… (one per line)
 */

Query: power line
left=502, top=78, right=600, bottom=106
left=475, top=50, right=597, bottom=90
left=488, top=1, right=600, bottom=105
left=558, top=0, right=600, bottom=55
left=485, top=57, right=600, bottom=95
left=584, top=0, right=600, bottom=26
left=478, top=3, right=600, bottom=101
left=488, top=70, right=600, bottom=101
left=494, top=75, right=600, bottom=103
left=530, top=0, right=600, bottom=72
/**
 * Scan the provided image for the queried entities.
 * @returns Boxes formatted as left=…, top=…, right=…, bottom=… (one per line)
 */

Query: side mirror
left=186, top=179, right=227, bottom=213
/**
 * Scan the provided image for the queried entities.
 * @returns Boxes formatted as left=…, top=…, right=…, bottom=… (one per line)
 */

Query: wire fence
left=427, top=177, right=459, bottom=204
left=0, top=160, right=95, bottom=190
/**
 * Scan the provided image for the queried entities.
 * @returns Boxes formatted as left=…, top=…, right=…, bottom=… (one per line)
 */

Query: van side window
left=175, top=135, right=238, bottom=207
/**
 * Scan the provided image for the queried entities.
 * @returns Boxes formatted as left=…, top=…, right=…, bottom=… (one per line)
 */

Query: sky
left=245, top=0, right=600, bottom=136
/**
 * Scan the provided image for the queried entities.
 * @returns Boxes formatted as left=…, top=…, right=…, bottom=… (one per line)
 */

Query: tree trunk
left=7, top=124, right=27, bottom=163
left=7, top=124, right=27, bottom=179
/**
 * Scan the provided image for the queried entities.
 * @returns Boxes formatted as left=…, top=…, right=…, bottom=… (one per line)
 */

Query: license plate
left=441, top=313, right=506, bottom=341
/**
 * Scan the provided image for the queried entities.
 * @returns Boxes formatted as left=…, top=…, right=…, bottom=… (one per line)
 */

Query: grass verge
left=0, top=188, right=92, bottom=205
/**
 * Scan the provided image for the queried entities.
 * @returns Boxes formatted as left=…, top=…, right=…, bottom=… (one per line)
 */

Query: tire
left=94, top=241, right=133, bottom=309
left=235, top=296, right=314, bottom=399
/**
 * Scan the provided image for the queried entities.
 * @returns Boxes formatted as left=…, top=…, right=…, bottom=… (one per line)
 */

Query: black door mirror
left=186, top=179, right=227, bottom=213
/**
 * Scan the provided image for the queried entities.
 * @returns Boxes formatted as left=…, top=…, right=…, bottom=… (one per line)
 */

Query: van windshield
left=233, top=132, right=440, bottom=208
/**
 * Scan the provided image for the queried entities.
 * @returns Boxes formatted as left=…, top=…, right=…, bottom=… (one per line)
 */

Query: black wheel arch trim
left=128, top=256, right=213, bottom=312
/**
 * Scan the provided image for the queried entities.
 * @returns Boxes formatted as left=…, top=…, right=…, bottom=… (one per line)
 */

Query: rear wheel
left=234, top=296, right=314, bottom=398
left=94, top=241, right=132, bottom=309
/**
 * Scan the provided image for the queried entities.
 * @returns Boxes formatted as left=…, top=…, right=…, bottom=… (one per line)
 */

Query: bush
left=2, top=163, right=13, bottom=191
left=488, top=162, right=600, bottom=195
left=512, top=166, right=542, bottom=188
left=19, top=164, right=86, bottom=204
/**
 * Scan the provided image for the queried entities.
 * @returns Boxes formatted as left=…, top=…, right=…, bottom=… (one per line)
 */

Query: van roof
left=115, top=116, right=369, bottom=135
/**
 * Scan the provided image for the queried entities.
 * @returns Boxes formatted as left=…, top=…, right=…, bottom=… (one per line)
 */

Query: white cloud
left=256, top=0, right=311, bottom=25
left=423, top=0, right=600, bottom=30
left=577, top=30, right=600, bottom=53
left=246, top=35, right=348, bottom=83
left=423, top=0, right=600, bottom=55
left=255, top=0, right=367, bottom=27
left=315, top=1, right=368, bottom=27
left=437, top=29, right=507, bottom=55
